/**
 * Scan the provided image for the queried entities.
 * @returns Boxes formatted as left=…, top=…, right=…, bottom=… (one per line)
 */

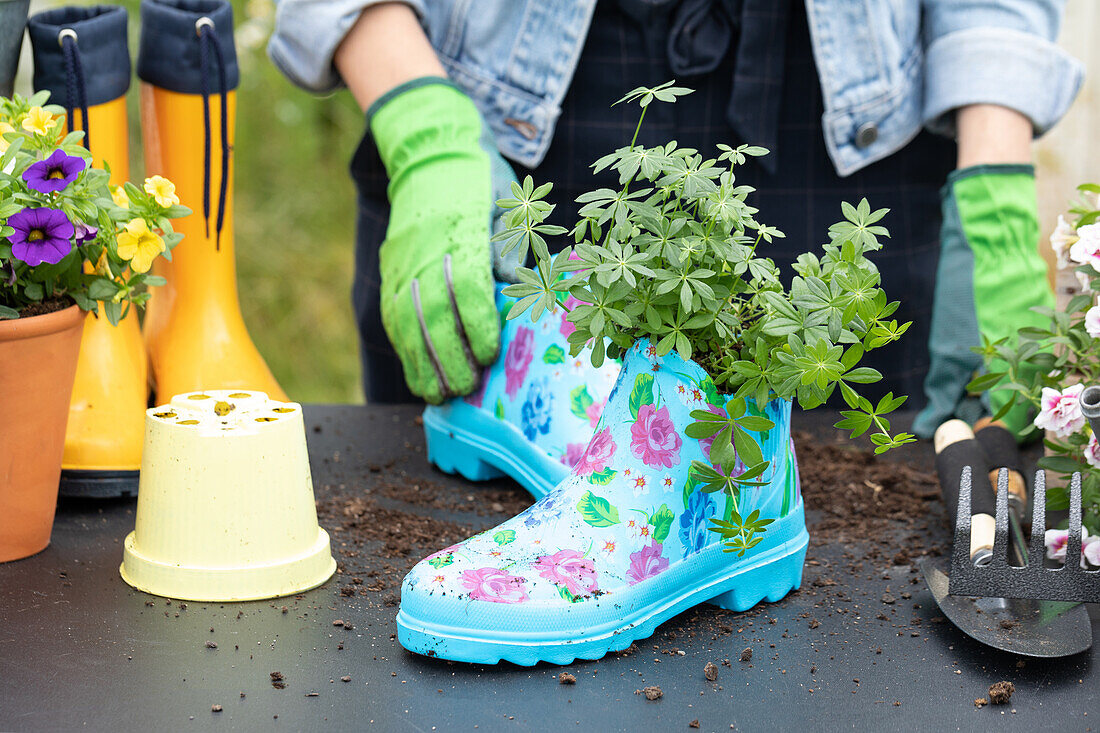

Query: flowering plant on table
left=0, top=91, right=188, bottom=321
left=970, top=183, right=1100, bottom=563
left=494, top=82, right=915, bottom=554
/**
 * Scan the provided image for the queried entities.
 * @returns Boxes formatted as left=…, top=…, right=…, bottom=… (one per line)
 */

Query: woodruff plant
left=496, top=82, right=915, bottom=553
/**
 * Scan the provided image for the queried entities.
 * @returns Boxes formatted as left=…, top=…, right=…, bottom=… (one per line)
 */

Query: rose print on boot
left=459, top=567, right=530, bottom=604
left=503, top=326, right=535, bottom=400
left=627, top=541, right=670, bottom=585
left=574, top=428, right=617, bottom=477
left=535, top=549, right=599, bottom=599
left=560, top=442, right=587, bottom=468
left=630, top=403, right=682, bottom=468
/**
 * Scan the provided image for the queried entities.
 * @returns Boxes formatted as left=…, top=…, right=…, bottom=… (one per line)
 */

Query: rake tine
left=1065, top=472, right=1083, bottom=573
left=952, top=466, right=974, bottom=572
left=992, top=468, right=1010, bottom=567
left=1028, top=469, right=1047, bottom=568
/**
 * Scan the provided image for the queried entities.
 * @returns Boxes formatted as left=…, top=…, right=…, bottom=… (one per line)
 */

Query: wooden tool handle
left=970, top=512, right=996, bottom=561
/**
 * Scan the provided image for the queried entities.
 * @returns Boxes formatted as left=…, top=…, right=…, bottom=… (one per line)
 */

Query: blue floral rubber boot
left=399, top=341, right=808, bottom=665
left=422, top=284, right=620, bottom=498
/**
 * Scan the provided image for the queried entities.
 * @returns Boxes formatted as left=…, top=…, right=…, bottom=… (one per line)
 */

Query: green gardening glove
left=914, top=164, right=1055, bottom=439
left=370, top=78, right=518, bottom=403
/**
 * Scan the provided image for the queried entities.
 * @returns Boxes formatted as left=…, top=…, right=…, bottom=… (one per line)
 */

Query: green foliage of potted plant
left=0, top=91, right=188, bottom=562
left=495, top=82, right=915, bottom=550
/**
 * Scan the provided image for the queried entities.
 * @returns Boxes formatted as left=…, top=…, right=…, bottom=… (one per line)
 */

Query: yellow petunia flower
left=144, top=175, right=179, bottom=208
left=116, top=218, right=165, bottom=273
left=0, top=121, right=12, bottom=153
left=22, top=107, right=56, bottom=136
left=111, top=185, right=130, bottom=209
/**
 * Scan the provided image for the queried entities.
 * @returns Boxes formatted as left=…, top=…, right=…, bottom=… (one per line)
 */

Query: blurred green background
left=17, top=0, right=366, bottom=403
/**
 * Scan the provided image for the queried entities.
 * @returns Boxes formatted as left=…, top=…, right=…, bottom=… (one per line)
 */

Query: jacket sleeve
left=267, top=0, right=427, bottom=93
left=921, top=0, right=1084, bottom=137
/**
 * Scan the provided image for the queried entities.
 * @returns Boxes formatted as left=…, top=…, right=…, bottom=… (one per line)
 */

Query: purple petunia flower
left=73, top=220, right=98, bottom=245
left=8, top=207, right=75, bottom=266
left=22, top=149, right=86, bottom=194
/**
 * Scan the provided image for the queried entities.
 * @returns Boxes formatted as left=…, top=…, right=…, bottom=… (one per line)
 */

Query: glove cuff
left=366, top=76, right=461, bottom=119
left=368, top=77, right=483, bottom=180
left=945, top=162, right=1034, bottom=190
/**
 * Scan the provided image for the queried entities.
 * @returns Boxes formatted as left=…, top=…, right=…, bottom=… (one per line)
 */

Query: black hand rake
left=949, top=467, right=1100, bottom=604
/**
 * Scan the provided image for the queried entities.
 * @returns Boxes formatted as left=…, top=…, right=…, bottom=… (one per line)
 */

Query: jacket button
left=855, top=123, right=878, bottom=149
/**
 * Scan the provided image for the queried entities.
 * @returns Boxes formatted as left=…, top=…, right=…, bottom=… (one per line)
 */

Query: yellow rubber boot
left=29, top=6, right=147, bottom=497
left=137, top=0, right=284, bottom=402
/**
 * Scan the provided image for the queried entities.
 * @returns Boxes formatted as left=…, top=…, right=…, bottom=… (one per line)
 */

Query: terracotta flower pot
left=0, top=304, right=84, bottom=562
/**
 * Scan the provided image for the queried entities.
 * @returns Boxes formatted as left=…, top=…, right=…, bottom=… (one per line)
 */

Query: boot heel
left=425, top=421, right=505, bottom=482
left=708, top=540, right=808, bottom=611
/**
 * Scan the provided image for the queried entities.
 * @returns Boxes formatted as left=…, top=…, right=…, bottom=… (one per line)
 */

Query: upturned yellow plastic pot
left=120, top=390, right=335, bottom=601
left=0, top=304, right=84, bottom=562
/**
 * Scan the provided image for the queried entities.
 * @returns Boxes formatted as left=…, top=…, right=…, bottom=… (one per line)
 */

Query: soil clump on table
left=988, top=681, right=1015, bottom=705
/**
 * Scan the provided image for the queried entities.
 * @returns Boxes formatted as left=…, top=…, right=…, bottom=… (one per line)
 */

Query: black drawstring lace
left=59, top=30, right=90, bottom=151
left=197, top=19, right=230, bottom=251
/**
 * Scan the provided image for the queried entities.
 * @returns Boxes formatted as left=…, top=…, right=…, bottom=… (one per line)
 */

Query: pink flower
left=559, top=294, right=581, bottom=338
left=627, top=541, right=669, bottom=585
left=574, top=427, right=617, bottom=476
left=1046, top=528, right=1069, bottom=561
left=630, top=404, right=682, bottom=468
left=1086, top=434, right=1100, bottom=468
left=534, top=549, right=598, bottom=596
left=1085, top=535, right=1100, bottom=567
left=1046, top=529, right=1100, bottom=569
left=1087, top=306, right=1100, bottom=339
left=459, top=567, right=529, bottom=603
left=503, top=326, right=535, bottom=399
left=1034, top=384, right=1086, bottom=437
left=1069, top=223, right=1100, bottom=271
left=585, top=399, right=605, bottom=428
left=560, top=442, right=587, bottom=468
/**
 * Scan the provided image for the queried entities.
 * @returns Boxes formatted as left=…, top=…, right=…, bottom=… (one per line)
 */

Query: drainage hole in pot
left=153, top=411, right=177, bottom=419
left=228, top=392, right=251, bottom=398
left=255, top=417, right=278, bottom=422
left=273, top=407, right=294, bottom=413
left=187, top=394, right=211, bottom=400
left=178, top=419, right=199, bottom=425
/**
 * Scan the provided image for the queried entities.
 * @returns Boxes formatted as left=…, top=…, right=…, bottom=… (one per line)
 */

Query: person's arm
left=955, top=104, right=1032, bottom=169
left=914, top=2, right=1078, bottom=438
left=921, top=0, right=1082, bottom=141
left=334, top=2, right=444, bottom=112
left=324, top=4, right=515, bottom=403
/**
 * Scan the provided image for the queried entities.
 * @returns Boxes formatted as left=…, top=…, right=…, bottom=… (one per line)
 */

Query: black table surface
left=1, top=405, right=1096, bottom=732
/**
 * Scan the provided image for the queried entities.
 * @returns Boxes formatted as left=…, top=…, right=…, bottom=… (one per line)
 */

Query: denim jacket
left=268, top=0, right=1083, bottom=177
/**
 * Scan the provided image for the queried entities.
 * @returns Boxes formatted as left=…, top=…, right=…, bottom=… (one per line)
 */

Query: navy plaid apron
left=350, top=0, right=955, bottom=405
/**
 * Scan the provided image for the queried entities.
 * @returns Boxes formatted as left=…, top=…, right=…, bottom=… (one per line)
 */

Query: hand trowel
left=920, top=419, right=1092, bottom=658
